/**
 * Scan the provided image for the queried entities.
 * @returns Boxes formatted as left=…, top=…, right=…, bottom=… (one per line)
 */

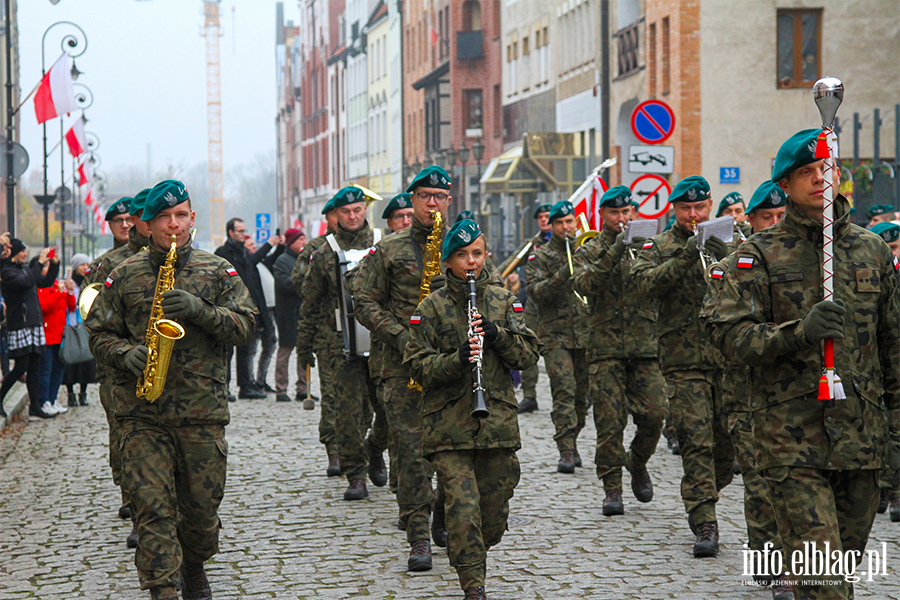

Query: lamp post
left=472, top=138, right=485, bottom=219
left=458, top=140, right=470, bottom=212
left=433, top=150, right=446, bottom=170
left=422, top=154, right=434, bottom=168
left=412, top=157, right=422, bottom=175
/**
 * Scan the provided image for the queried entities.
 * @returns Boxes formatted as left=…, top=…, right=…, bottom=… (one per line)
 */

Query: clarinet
left=467, top=271, right=490, bottom=420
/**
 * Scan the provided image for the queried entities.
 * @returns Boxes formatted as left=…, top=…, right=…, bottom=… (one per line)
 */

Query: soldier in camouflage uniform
left=351, top=169, right=453, bottom=571
left=525, top=200, right=590, bottom=473
left=86, top=181, right=257, bottom=600
left=573, top=186, right=665, bottom=516
left=631, top=176, right=736, bottom=558
left=498, top=203, right=551, bottom=413
left=703, top=181, right=793, bottom=599
left=716, top=191, right=753, bottom=239
left=296, top=187, right=379, bottom=502
left=85, top=198, right=134, bottom=279
left=84, top=191, right=151, bottom=547
left=709, top=130, right=899, bottom=599
left=405, top=219, right=539, bottom=600
left=290, top=201, right=342, bottom=476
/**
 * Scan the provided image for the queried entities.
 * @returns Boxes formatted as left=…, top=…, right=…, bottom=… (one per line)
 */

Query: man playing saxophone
left=350, top=166, right=452, bottom=572
left=86, top=180, right=257, bottom=600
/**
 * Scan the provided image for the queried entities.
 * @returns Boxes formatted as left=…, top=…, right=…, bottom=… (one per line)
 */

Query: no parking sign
left=631, top=100, right=675, bottom=145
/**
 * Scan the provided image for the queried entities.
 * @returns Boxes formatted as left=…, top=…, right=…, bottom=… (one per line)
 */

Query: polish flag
left=65, top=116, right=87, bottom=159
left=83, top=187, right=94, bottom=207
left=34, top=53, right=78, bottom=124
left=100, top=221, right=109, bottom=235
left=77, top=160, right=92, bottom=186
left=571, top=175, right=608, bottom=230
left=430, top=26, right=439, bottom=47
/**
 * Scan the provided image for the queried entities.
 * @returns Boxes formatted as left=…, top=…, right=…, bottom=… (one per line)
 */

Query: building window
left=648, top=22, right=657, bottom=96
left=523, top=36, right=530, bottom=56
left=535, top=29, right=541, bottom=48
left=464, top=89, right=483, bottom=131
left=493, top=84, right=501, bottom=138
left=661, top=17, right=670, bottom=95
left=463, top=0, right=482, bottom=31
left=777, top=8, right=822, bottom=88
left=615, top=21, right=640, bottom=79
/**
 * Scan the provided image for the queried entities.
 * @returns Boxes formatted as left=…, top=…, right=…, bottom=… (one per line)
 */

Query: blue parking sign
left=719, top=167, right=740, bottom=185
left=255, top=228, right=270, bottom=244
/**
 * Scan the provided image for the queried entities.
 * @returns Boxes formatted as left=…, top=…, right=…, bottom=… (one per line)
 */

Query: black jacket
left=214, top=237, right=272, bottom=316
left=1, top=257, right=59, bottom=331
left=272, top=248, right=301, bottom=347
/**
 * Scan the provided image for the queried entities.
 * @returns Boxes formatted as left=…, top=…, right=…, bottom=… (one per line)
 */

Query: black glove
left=705, top=237, right=729, bottom=260
left=160, top=289, right=205, bottom=321
left=297, top=352, right=316, bottom=369
left=458, top=340, right=475, bottom=366
left=479, top=317, right=499, bottom=345
left=801, top=300, right=846, bottom=344
left=125, top=345, right=149, bottom=377
left=612, top=231, right=627, bottom=256
left=683, top=236, right=701, bottom=261
left=627, top=236, right=647, bottom=253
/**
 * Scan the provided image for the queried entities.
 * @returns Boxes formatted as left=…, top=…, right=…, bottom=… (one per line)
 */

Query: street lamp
left=458, top=141, right=470, bottom=212
left=434, top=150, right=446, bottom=169
left=422, top=154, right=434, bottom=168
left=472, top=138, right=485, bottom=219
left=412, top=157, right=422, bottom=175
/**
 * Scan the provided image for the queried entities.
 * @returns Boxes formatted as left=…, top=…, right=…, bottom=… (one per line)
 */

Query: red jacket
left=38, top=285, right=76, bottom=345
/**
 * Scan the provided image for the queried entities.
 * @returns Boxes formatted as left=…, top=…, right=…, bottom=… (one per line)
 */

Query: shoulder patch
left=369, top=247, right=376, bottom=255
left=105, top=276, right=114, bottom=288
left=512, top=301, right=524, bottom=313
left=84, top=266, right=91, bottom=275
left=225, top=267, right=238, bottom=276
left=710, top=268, right=725, bottom=280
left=527, top=254, right=536, bottom=261
left=642, top=241, right=653, bottom=249
left=893, top=256, right=899, bottom=272
left=737, top=256, right=755, bottom=269
left=409, top=314, right=422, bottom=325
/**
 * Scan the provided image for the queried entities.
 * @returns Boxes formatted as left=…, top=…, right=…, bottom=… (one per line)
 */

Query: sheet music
left=624, top=220, right=658, bottom=243
left=697, top=215, right=734, bottom=247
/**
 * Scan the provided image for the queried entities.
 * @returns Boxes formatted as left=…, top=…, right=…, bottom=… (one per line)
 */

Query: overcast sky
left=18, top=0, right=297, bottom=181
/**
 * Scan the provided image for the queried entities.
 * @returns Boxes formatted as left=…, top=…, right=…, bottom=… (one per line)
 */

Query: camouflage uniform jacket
left=707, top=196, right=900, bottom=471
left=84, top=227, right=149, bottom=286
left=296, top=223, right=377, bottom=357
left=631, top=221, right=731, bottom=373
left=351, top=218, right=446, bottom=380
left=573, top=225, right=659, bottom=362
left=86, top=244, right=257, bottom=427
left=524, top=233, right=590, bottom=351
left=290, top=234, right=342, bottom=354
left=404, top=270, right=539, bottom=454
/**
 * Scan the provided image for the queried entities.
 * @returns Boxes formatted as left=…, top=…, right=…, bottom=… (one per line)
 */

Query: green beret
left=772, top=128, right=820, bottom=182
left=141, top=180, right=190, bottom=221
left=331, top=186, right=367, bottom=210
left=716, top=192, right=744, bottom=217
left=381, top=193, right=412, bottom=219
left=871, top=221, right=899, bottom=243
left=105, top=197, right=132, bottom=221
left=129, top=188, right=151, bottom=216
left=548, top=200, right=575, bottom=222
left=407, top=165, right=451, bottom=193
left=321, top=197, right=335, bottom=214
left=532, top=203, right=553, bottom=219
left=441, top=219, right=482, bottom=261
left=455, top=210, right=475, bottom=223
left=670, top=176, right=711, bottom=204
left=599, top=185, right=632, bottom=209
left=746, top=181, right=787, bottom=214
left=866, top=204, right=894, bottom=220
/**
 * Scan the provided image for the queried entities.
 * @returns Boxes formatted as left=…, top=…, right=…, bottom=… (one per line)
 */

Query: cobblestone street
left=1, top=362, right=898, bottom=600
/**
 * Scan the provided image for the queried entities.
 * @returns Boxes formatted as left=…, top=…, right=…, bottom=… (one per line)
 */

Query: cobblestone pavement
left=1, top=359, right=898, bottom=600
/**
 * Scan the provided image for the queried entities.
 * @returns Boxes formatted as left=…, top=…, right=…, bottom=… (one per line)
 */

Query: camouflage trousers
left=544, top=348, right=590, bottom=452
left=367, top=379, right=389, bottom=454
left=590, top=358, right=665, bottom=491
left=98, top=378, right=129, bottom=508
left=520, top=361, right=539, bottom=400
left=316, top=347, right=343, bottom=457
left=372, top=381, right=400, bottom=493
left=383, top=377, right=434, bottom=543
left=119, top=419, right=227, bottom=594
left=730, top=411, right=781, bottom=551
left=333, top=356, right=376, bottom=482
left=665, top=369, right=734, bottom=524
left=764, top=467, right=879, bottom=599
left=431, top=448, right=520, bottom=591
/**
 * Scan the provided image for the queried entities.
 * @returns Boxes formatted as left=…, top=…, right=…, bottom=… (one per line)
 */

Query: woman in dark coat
left=0, top=239, right=59, bottom=419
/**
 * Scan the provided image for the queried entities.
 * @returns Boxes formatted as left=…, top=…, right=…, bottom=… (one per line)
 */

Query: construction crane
left=203, top=0, right=225, bottom=247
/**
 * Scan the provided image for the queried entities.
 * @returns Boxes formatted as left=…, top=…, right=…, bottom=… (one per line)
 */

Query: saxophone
left=408, top=210, right=444, bottom=390
left=136, top=235, right=186, bottom=402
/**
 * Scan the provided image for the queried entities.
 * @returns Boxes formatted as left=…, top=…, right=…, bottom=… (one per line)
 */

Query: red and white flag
left=65, top=116, right=87, bottom=158
left=34, top=53, right=78, bottom=124
left=77, top=160, right=92, bottom=186
left=430, top=25, right=439, bottom=47
left=100, top=221, right=109, bottom=235
left=571, top=175, right=608, bottom=230
left=83, top=187, right=94, bottom=207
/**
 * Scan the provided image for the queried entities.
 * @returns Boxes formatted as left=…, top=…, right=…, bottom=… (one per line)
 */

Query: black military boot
left=149, top=586, right=178, bottom=600
left=326, top=454, right=341, bottom=477
left=407, top=539, right=433, bottom=572
left=602, top=489, right=624, bottom=516
left=573, top=444, right=582, bottom=467
left=463, top=586, right=487, bottom=600
left=179, top=559, right=211, bottom=600
left=431, top=500, right=448, bottom=548
left=364, top=439, right=387, bottom=487
left=625, top=454, right=653, bottom=503
left=118, top=505, right=132, bottom=519
left=890, top=497, right=900, bottom=522
left=343, top=478, right=369, bottom=501
left=557, top=449, right=576, bottom=473
left=126, top=520, right=139, bottom=549
left=517, top=397, right=538, bottom=413
left=693, top=520, right=719, bottom=558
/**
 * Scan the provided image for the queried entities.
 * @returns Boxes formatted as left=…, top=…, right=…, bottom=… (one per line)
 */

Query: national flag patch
left=512, top=302, right=524, bottom=312
left=369, top=248, right=376, bottom=255
left=737, top=257, right=755, bottom=269
left=710, top=269, right=724, bottom=280
left=84, top=266, right=91, bottom=275
left=104, top=276, right=114, bottom=288
left=894, top=256, right=899, bottom=271
left=225, top=267, right=238, bottom=277
left=642, top=241, right=653, bottom=249
left=527, top=254, right=536, bottom=261
left=409, top=315, right=422, bottom=325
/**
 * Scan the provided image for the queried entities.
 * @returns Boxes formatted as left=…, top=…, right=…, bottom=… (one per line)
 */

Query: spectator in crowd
left=0, top=239, right=59, bottom=419
left=214, top=218, right=282, bottom=399
left=38, top=278, right=76, bottom=413
left=0, top=233, right=9, bottom=377
left=62, top=254, right=95, bottom=407
left=272, top=229, right=308, bottom=402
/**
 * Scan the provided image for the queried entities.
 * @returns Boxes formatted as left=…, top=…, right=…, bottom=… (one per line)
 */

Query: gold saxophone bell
left=77, top=282, right=103, bottom=321
left=142, top=319, right=186, bottom=402
left=351, top=184, right=383, bottom=205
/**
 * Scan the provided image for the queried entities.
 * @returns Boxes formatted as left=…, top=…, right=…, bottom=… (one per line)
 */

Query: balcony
left=457, top=30, right=483, bottom=60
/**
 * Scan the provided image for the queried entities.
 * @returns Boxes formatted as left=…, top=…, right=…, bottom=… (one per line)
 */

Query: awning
left=481, top=133, right=586, bottom=195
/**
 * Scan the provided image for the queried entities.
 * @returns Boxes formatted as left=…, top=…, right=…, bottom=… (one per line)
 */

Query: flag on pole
left=65, top=116, right=87, bottom=158
left=100, top=221, right=109, bottom=235
left=570, top=175, right=608, bottom=230
left=430, top=25, right=439, bottom=47
left=77, top=160, right=92, bottom=186
left=83, top=187, right=94, bottom=207
left=34, top=53, right=78, bottom=124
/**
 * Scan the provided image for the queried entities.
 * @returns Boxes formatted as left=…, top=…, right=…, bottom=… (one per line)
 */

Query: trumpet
left=575, top=213, right=600, bottom=248
left=565, top=236, right=589, bottom=307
